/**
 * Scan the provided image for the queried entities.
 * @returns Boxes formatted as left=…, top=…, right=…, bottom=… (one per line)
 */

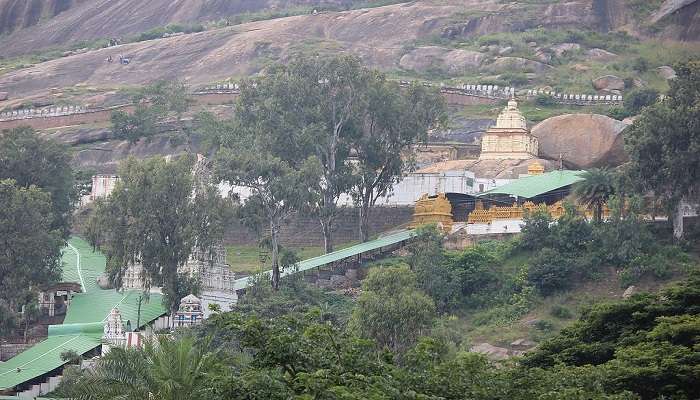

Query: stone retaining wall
left=224, top=206, right=414, bottom=247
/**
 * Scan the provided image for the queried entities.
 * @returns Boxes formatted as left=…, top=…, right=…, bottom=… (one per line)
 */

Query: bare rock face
left=487, top=57, right=552, bottom=74
left=444, top=49, right=488, bottom=75
left=399, top=46, right=485, bottom=75
left=592, top=75, right=625, bottom=92
left=623, top=285, right=637, bottom=299
left=470, top=343, right=511, bottom=360
left=0, top=92, right=8, bottom=101
left=399, top=46, right=446, bottom=72
left=650, top=0, right=698, bottom=23
left=657, top=65, right=678, bottom=80
left=532, top=114, right=630, bottom=169
left=550, top=42, right=581, bottom=56
left=586, top=48, right=619, bottom=62
left=511, top=338, right=537, bottom=349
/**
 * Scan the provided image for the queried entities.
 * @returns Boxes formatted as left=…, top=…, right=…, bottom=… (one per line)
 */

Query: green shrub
left=527, top=248, right=574, bottom=296
left=607, top=106, right=629, bottom=120
left=535, top=94, right=556, bottom=106
left=619, top=245, right=689, bottom=286
left=632, top=57, right=650, bottom=73
left=550, top=305, right=573, bottom=319
left=498, top=72, right=530, bottom=86
left=534, top=319, right=555, bottom=332
left=623, top=88, right=659, bottom=116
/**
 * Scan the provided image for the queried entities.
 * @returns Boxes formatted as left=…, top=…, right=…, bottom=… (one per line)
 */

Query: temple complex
left=479, top=99, right=538, bottom=160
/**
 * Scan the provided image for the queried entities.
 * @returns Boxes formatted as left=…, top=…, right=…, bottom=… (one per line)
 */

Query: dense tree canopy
left=624, top=60, right=700, bottom=239
left=524, top=275, right=700, bottom=400
left=111, top=80, right=193, bottom=144
left=87, top=154, right=228, bottom=312
left=0, top=179, right=63, bottom=316
left=0, top=127, right=75, bottom=237
left=212, top=55, right=446, bottom=252
left=349, top=266, right=436, bottom=353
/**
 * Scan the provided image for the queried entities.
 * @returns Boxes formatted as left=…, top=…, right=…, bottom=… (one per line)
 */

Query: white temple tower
left=479, top=99, right=539, bottom=160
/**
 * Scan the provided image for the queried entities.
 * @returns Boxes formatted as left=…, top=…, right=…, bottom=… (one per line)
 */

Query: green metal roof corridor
left=0, top=237, right=166, bottom=391
left=233, top=229, right=415, bottom=291
left=2, top=230, right=415, bottom=391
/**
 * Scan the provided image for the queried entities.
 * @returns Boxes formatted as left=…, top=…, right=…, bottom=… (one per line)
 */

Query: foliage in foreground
left=56, top=335, right=219, bottom=400
left=58, top=273, right=700, bottom=400
left=524, top=275, right=700, bottom=400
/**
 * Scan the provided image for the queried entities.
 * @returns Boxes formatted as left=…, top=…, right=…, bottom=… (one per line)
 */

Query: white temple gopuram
left=479, top=99, right=539, bottom=160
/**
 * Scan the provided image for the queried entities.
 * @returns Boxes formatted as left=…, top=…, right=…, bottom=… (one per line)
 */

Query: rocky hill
left=1, top=0, right=698, bottom=101
left=0, top=0, right=698, bottom=174
left=0, top=0, right=367, bottom=55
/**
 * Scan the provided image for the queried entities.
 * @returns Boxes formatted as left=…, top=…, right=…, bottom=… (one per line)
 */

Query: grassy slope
left=361, top=236, right=699, bottom=350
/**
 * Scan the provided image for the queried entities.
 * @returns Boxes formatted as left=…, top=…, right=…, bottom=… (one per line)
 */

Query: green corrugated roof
left=478, top=170, right=586, bottom=199
left=234, top=229, right=414, bottom=290
left=0, top=237, right=167, bottom=391
left=0, top=334, right=101, bottom=391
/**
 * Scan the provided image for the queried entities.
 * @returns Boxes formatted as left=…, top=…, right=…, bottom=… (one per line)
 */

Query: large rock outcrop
left=592, top=75, right=625, bottom=92
left=399, top=46, right=485, bottom=75
left=650, top=0, right=698, bottom=23
left=486, top=57, right=552, bottom=74
left=532, top=114, right=629, bottom=169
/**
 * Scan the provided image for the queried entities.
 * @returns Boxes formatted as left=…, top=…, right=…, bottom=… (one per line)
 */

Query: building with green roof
left=477, top=170, right=586, bottom=204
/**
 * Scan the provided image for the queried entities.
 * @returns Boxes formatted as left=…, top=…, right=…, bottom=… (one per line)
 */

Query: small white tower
left=174, top=294, right=204, bottom=328
left=102, top=308, right=126, bottom=355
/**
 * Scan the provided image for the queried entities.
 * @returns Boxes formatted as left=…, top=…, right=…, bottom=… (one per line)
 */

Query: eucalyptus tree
left=351, top=79, right=446, bottom=241
left=213, top=77, right=319, bottom=289
left=87, top=154, right=228, bottom=312
left=222, top=56, right=371, bottom=253
left=624, top=60, right=700, bottom=239
left=215, top=145, right=318, bottom=290
left=111, top=80, right=193, bottom=144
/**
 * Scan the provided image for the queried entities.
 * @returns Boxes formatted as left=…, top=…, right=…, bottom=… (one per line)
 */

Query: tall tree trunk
left=320, top=215, right=333, bottom=253
left=270, top=220, right=280, bottom=290
left=673, top=201, right=684, bottom=241
left=359, top=200, right=371, bottom=243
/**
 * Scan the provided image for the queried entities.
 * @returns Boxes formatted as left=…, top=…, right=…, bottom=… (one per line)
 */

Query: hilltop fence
left=0, top=81, right=624, bottom=130
left=525, top=88, right=623, bottom=106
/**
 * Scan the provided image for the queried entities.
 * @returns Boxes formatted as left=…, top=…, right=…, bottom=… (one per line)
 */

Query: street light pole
left=135, top=294, right=143, bottom=332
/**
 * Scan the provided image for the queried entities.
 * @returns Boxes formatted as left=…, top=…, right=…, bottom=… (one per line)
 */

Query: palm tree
left=59, top=335, right=218, bottom=400
left=574, top=168, right=616, bottom=223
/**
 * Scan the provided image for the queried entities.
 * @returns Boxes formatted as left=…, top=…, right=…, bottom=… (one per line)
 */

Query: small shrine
left=527, top=161, right=545, bottom=175
left=174, top=294, right=204, bottom=328
left=480, top=99, right=539, bottom=160
left=37, top=282, right=82, bottom=317
left=411, top=193, right=454, bottom=233
left=102, top=308, right=126, bottom=354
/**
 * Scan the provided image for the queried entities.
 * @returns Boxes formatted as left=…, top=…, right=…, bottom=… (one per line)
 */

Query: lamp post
left=135, top=293, right=144, bottom=332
